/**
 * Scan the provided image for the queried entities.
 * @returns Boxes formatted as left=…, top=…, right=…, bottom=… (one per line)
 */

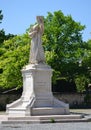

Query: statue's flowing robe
left=29, top=24, right=45, bottom=64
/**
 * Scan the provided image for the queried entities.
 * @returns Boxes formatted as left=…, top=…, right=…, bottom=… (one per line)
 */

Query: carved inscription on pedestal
left=37, top=82, right=46, bottom=86
left=35, top=81, right=48, bottom=93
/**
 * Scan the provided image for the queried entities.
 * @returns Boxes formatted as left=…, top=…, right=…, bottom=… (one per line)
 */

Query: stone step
left=2, top=114, right=90, bottom=124
left=8, top=114, right=83, bottom=121
left=2, top=117, right=89, bottom=124
left=7, top=115, right=84, bottom=123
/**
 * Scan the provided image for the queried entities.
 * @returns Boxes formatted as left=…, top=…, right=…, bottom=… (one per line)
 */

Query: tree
left=0, top=10, right=15, bottom=46
left=0, top=10, right=29, bottom=89
left=43, top=10, right=85, bottom=87
left=0, top=34, right=30, bottom=89
left=0, top=10, right=3, bottom=23
left=0, top=10, right=5, bottom=45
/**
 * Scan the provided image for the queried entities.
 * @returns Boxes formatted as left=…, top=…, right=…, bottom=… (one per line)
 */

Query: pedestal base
left=6, top=64, right=69, bottom=116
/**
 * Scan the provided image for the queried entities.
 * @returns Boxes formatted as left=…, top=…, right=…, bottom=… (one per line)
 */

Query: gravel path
left=0, top=123, right=91, bottom=130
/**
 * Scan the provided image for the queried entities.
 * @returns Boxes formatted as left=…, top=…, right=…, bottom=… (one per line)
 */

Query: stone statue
left=6, top=16, right=69, bottom=117
left=29, top=16, right=45, bottom=64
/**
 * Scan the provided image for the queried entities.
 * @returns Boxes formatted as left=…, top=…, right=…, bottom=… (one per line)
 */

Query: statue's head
left=36, top=16, right=43, bottom=24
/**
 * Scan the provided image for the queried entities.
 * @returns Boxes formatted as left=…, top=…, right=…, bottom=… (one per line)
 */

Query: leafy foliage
left=43, top=10, right=88, bottom=91
left=0, top=10, right=3, bottom=23
left=75, top=75, right=90, bottom=92
left=0, top=10, right=15, bottom=46
left=0, top=34, right=30, bottom=88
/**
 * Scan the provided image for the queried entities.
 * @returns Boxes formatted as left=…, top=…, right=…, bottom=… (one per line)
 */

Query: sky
left=0, top=0, right=91, bottom=41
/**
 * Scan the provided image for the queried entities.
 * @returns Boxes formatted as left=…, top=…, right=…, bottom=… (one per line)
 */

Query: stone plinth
left=6, top=64, right=69, bottom=116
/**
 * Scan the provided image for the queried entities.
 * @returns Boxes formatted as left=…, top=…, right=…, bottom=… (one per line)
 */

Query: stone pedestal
left=6, top=64, right=69, bottom=116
